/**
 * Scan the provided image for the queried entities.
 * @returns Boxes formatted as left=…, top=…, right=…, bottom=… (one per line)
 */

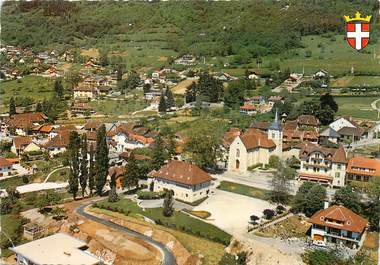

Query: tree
left=9, top=97, right=16, bottom=115
left=152, top=135, right=167, bottom=170
left=268, top=161, right=294, bottom=204
left=366, top=177, right=380, bottom=230
left=35, top=102, right=43, bottom=112
left=126, top=71, right=141, bottom=90
left=68, top=131, right=80, bottom=199
left=158, top=92, right=167, bottom=113
left=293, top=182, right=315, bottom=213
left=218, top=252, right=247, bottom=265
left=99, top=48, right=109, bottom=66
left=320, top=93, right=338, bottom=113
left=165, top=88, right=175, bottom=110
left=116, top=64, right=124, bottom=81
left=143, top=83, right=151, bottom=94
left=223, top=82, right=245, bottom=109
left=197, top=71, right=223, bottom=103
left=108, top=171, right=119, bottom=202
left=162, top=190, right=174, bottom=217
left=54, top=79, right=64, bottom=98
left=88, top=144, right=95, bottom=196
left=333, top=185, right=361, bottom=214
left=185, top=82, right=197, bottom=103
left=79, top=134, right=88, bottom=198
left=263, top=209, right=275, bottom=219
left=250, top=215, right=259, bottom=224
left=184, top=120, right=225, bottom=169
left=268, top=155, right=280, bottom=168
left=316, top=105, right=335, bottom=125
left=95, top=125, right=109, bottom=196
left=65, top=70, right=81, bottom=90
left=304, top=184, right=326, bottom=217
left=124, top=155, right=139, bottom=190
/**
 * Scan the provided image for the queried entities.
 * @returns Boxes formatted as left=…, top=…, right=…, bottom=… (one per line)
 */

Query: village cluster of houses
left=225, top=112, right=380, bottom=188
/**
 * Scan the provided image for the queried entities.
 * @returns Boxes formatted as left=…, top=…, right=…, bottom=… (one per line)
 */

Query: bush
left=276, top=205, right=286, bottom=214
left=263, top=209, right=275, bottom=220
left=136, top=190, right=166, bottom=200
left=250, top=214, right=259, bottom=224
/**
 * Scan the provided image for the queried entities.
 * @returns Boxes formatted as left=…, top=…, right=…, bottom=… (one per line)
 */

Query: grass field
left=94, top=198, right=232, bottom=245
left=1, top=214, right=23, bottom=257
left=48, top=167, right=70, bottom=182
left=334, top=96, right=379, bottom=120
left=0, top=75, right=55, bottom=104
left=90, top=207, right=225, bottom=265
left=331, top=76, right=380, bottom=87
left=89, top=98, right=148, bottom=117
left=217, top=181, right=268, bottom=200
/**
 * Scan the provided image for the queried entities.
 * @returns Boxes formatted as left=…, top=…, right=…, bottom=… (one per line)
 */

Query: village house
left=44, top=131, right=71, bottom=156
left=73, top=85, right=97, bottom=100
left=83, top=121, right=102, bottom=132
left=337, top=126, right=366, bottom=142
left=6, top=112, right=48, bottom=136
left=298, top=142, right=347, bottom=187
left=268, top=96, right=284, bottom=106
left=310, top=204, right=367, bottom=249
left=240, top=102, right=257, bottom=116
left=148, top=160, right=213, bottom=203
left=329, top=116, right=358, bottom=132
left=70, top=102, right=95, bottom=115
left=110, top=123, right=155, bottom=152
left=31, top=124, right=53, bottom=136
left=0, top=157, right=13, bottom=177
left=108, top=166, right=127, bottom=190
left=296, top=115, right=320, bottom=128
left=319, top=127, right=340, bottom=144
left=346, top=156, right=380, bottom=185
left=11, top=136, right=41, bottom=156
left=228, top=113, right=282, bottom=173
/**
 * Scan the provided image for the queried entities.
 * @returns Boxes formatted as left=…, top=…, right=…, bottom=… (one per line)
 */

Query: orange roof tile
left=347, top=157, right=380, bottom=177
left=150, top=160, right=213, bottom=186
left=310, top=205, right=368, bottom=233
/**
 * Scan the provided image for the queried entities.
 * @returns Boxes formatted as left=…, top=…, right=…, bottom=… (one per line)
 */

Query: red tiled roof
left=299, top=142, right=347, bottom=163
left=83, top=121, right=102, bottom=130
left=310, top=205, right=368, bottom=233
left=239, top=129, right=276, bottom=150
left=240, top=102, right=256, bottom=111
left=347, top=157, right=380, bottom=177
left=13, top=136, right=33, bottom=150
left=7, top=112, right=47, bottom=129
left=150, top=160, right=213, bottom=186
left=222, top=128, right=241, bottom=146
left=297, top=115, right=320, bottom=126
left=298, top=173, right=332, bottom=182
left=0, top=157, right=12, bottom=168
left=32, top=124, right=53, bottom=133
left=45, top=131, right=71, bottom=148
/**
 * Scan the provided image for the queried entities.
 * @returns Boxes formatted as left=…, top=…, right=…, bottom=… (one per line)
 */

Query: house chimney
left=258, top=137, right=261, bottom=146
left=324, top=200, right=329, bottom=209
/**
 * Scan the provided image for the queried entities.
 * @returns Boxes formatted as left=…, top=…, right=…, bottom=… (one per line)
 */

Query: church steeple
left=269, top=108, right=282, bottom=131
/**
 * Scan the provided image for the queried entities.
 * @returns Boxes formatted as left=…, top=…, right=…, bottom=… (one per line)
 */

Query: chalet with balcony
left=310, top=204, right=368, bottom=249
left=346, top=157, right=380, bottom=185
left=298, top=142, right=347, bottom=187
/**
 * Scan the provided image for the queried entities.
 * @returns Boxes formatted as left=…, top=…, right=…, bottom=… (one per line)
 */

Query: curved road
left=75, top=204, right=177, bottom=265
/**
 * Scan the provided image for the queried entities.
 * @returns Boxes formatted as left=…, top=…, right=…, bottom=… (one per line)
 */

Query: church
left=227, top=112, right=283, bottom=173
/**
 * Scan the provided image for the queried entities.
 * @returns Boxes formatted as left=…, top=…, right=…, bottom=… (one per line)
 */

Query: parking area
left=193, top=189, right=275, bottom=235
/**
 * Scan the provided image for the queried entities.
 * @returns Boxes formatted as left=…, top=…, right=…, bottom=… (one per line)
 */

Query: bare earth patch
left=81, top=48, right=99, bottom=58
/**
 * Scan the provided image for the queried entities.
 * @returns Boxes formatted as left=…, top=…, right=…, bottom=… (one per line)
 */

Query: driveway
left=76, top=204, right=177, bottom=265
left=193, top=189, right=275, bottom=235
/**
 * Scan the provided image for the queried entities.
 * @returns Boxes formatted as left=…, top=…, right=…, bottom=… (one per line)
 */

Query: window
left=335, top=172, right=340, bottom=178
left=272, top=133, right=275, bottom=139
left=236, top=149, right=240, bottom=157
left=337, top=164, right=341, bottom=170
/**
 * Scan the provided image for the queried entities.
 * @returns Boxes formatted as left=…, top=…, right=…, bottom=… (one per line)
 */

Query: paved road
left=75, top=204, right=177, bottom=265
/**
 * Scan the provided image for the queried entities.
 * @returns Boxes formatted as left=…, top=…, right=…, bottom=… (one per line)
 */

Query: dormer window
left=320, top=216, right=324, bottom=221
left=347, top=221, right=351, bottom=225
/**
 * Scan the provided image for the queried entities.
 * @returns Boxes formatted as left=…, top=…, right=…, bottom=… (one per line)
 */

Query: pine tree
left=116, top=64, right=124, bottom=81
left=108, top=172, right=119, bottom=202
left=95, top=125, right=109, bottom=196
left=158, top=92, right=167, bottom=113
left=88, top=144, right=95, bottom=196
left=124, top=155, right=139, bottom=190
left=79, top=134, right=88, bottom=198
left=165, top=88, right=175, bottom=110
left=68, top=131, right=80, bottom=199
left=162, top=190, right=174, bottom=217
left=152, top=135, right=166, bottom=170
left=9, top=97, right=16, bottom=115
left=54, top=79, right=64, bottom=98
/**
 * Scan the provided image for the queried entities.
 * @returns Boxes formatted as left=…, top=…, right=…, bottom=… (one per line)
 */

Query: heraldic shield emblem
left=344, top=12, right=372, bottom=51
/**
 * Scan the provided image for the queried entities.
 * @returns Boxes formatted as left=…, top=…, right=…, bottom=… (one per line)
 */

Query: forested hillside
left=1, top=0, right=379, bottom=58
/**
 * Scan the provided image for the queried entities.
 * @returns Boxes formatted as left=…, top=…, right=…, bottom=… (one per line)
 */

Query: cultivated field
left=334, top=96, right=379, bottom=120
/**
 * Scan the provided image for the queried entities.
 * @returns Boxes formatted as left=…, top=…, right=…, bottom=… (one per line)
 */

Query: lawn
left=89, top=98, right=148, bottom=117
left=331, top=76, right=380, bottom=87
left=359, top=232, right=379, bottom=264
left=254, top=215, right=311, bottom=239
left=217, top=180, right=268, bottom=200
left=90, top=207, right=225, bottom=265
left=94, top=198, right=232, bottom=245
left=0, top=75, right=55, bottom=104
left=47, top=167, right=70, bottom=182
left=334, top=96, right=379, bottom=120
left=0, top=214, right=24, bottom=257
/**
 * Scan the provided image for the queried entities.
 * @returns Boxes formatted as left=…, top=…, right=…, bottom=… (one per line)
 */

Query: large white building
left=298, top=142, right=347, bottom=187
left=148, top=160, right=213, bottom=203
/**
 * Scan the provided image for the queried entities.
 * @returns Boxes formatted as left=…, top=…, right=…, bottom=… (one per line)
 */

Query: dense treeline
left=1, top=0, right=378, bottom=57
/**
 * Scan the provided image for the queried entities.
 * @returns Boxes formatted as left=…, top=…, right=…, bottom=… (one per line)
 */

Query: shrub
left=263, top=209, right=275, bottom=220
left=250, top=215, right=259, bottom=224
left=136, top=190, right=166, bottom=200
left=276, top=205, right=286, bottom=214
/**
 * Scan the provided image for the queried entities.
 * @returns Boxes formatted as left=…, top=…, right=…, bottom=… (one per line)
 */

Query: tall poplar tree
left=68, top=131, right=80, bottom=199
left=79, top=134, right=88, bottom=198
left=9, top=97, right=16, bottom=115
left=88, top=144, right=95, bottom=196
left=95, top=124, right=109, bottom=195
